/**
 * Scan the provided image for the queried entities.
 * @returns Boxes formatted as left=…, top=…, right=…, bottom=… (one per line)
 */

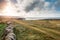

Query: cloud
left=0, top=0, right=60, bottom=20
left=0, top=0, right=3, bottom=3
left=10, top=0, right=17, bottom=4
left=15, top=0, right=45, bottom=12
left=55, top=0, right=60, bottom=11
left=44, top=2, right=50, bottom=10
left=13, top=0, right=60, bottom=19
left=16, top=0, right=57, bottom=12
left=24, top=0, right=45, bottom=12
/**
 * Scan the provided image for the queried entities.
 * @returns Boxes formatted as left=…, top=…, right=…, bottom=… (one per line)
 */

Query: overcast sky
left=0, top=0, right=60, bottom=19
left=11, top=0, right=60, bottom=11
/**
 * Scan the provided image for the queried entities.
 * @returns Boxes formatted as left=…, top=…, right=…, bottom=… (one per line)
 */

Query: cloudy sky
left=0, top=0, right=60, bottom=19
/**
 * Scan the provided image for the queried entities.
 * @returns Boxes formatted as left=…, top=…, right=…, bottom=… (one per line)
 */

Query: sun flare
left=0, top=0, right=20, bottom=17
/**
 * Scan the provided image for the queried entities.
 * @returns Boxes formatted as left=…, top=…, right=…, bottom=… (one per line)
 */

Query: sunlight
left=0, top=0, right=19, bottom=17
left=3, top=2, right=17, bottom=16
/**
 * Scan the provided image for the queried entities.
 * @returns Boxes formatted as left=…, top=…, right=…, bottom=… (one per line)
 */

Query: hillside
left=0, top=19, right=60, bottom=40
left=14, top=20, right=60, bottom=40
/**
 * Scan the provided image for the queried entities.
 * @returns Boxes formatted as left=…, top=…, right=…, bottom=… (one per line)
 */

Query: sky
left=11, top=0, right=60, bottom=11
left=0, top=0, right=60, bottom=19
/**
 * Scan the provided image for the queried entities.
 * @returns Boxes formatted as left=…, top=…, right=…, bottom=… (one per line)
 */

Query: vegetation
left=0, top=19, right=60, bottom=40
left=14, top=20, right=60, bottom=40
left=0, top=23, right=6, bottom=40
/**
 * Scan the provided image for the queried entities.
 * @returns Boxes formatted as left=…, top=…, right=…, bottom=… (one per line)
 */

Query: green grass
left=0, top=23, right=6, bottom=40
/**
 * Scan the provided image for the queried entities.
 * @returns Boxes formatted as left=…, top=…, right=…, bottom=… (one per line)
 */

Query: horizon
left=0, top=0, right=60, bottom=20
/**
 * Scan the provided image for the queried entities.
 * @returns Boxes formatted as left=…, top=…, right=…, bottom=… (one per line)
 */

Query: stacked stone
left=2, top=21, right=16, bottom=40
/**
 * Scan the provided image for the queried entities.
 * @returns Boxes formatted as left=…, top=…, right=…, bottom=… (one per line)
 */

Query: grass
left=0, top=19, right=60, bottom=40
left=14, top=20, right=60, bottom=40
left=0, top=23, right=6, bottom=40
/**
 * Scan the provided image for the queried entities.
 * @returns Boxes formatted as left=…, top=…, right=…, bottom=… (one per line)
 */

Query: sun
left=0, top=0, right=26, bottom=18
left=0, top=0, right=20, bottom=17
left=2, top=1, right=17, bottom=16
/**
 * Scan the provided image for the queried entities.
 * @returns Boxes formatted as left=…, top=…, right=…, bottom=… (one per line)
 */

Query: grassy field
left=0, top=20, right=60, bottom=40
left=0, top=23, right=6, bottom=40
left=14, top=20, right=60, bottom=40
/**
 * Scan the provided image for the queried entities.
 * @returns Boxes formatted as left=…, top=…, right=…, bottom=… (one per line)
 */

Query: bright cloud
left=0, top=0, right=60, bottom=20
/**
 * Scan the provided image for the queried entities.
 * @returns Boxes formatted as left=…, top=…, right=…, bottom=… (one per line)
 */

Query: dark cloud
left=25, top=0, right=39, bottom=12
left=0, top=0, right=4, bottom=3
left=25, top=0, right=44, bottom=12
left=55, top=0, right=60, bottom=11
left=10, top=0, right=17, bottom=4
